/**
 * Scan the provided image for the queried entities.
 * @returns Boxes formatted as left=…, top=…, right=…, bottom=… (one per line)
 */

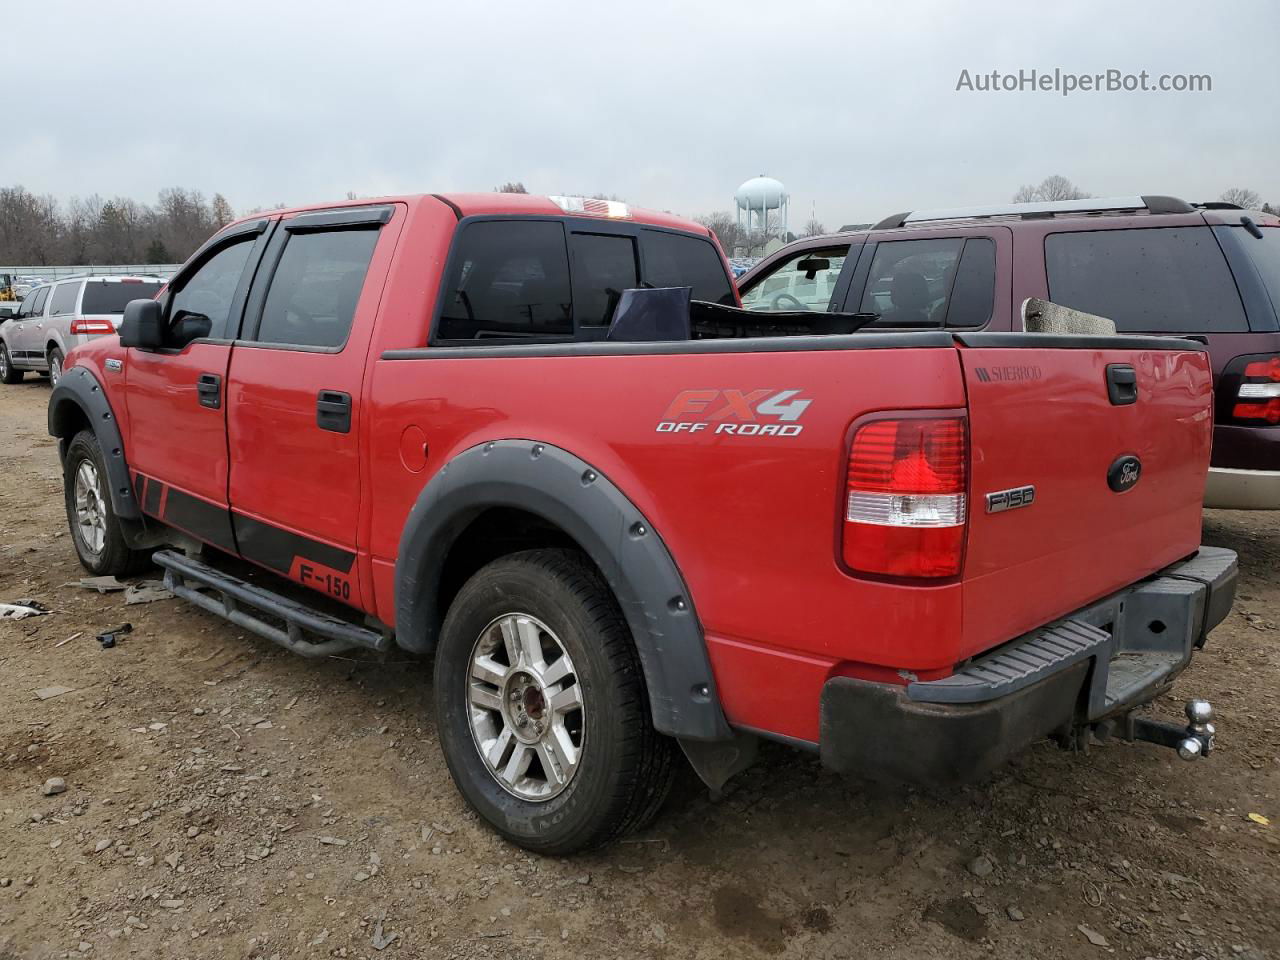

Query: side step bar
left=154, top=549, right=390, bottom=658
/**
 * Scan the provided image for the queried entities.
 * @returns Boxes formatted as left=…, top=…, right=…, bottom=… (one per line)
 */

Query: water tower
left=735, top=175, right=789, bottom=240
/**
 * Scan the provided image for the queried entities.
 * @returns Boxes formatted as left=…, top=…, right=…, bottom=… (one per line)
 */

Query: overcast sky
left=6, top=0, right=1277, bottom=229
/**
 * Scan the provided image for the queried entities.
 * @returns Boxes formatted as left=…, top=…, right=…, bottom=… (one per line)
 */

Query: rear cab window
left=434, top=219, right=734, bottom=343
left=638, top=230, right=735, bottom=307
left=1045, top=227, right=1247, bottom=332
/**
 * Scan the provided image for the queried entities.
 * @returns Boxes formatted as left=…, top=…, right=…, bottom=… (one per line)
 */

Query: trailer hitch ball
left=1185, top=699, right=1213, bottom=724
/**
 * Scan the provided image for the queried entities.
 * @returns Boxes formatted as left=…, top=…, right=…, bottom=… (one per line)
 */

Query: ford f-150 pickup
left=47, top=192, right=1236, bottom=854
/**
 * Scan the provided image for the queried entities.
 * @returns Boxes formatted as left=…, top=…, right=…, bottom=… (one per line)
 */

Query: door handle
left=196, top=372, right=222, bottom=409
left=1105, top=364, right=1137, bottom=406
left=316, top=390, right=352, bottom=433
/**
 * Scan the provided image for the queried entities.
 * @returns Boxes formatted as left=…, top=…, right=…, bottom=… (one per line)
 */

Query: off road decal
left=656, top=389, right=812, bottom=437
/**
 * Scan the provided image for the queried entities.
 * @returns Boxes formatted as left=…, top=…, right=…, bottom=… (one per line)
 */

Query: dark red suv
left=736, top=195, right=1280, bottom=508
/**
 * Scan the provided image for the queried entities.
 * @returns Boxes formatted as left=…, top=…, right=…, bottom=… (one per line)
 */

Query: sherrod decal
left=657, top=389, right=812, bottom=436
left=973, top=364, right=1042, bottom=383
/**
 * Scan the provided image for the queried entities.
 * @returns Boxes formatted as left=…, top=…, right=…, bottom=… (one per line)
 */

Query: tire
left=62, top=430, right=151, bottom=577
left=0, top=342, right=22, bottom=384
left=47, top=347, right=64, bottom=387
left=433, top=548, right=676, bottom=854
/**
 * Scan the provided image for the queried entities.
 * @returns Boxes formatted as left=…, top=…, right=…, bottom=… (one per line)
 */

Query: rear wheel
left=433, top=548, right=676, bottom=854
left=62, top=430, right=150, bottom=576
left=0, top=342, right=22, bottom=384
left=47, top=347, right=64, bottom=387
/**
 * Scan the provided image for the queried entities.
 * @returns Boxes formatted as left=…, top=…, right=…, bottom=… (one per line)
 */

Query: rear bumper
left=1204, top=467, right=1280, bottom=510
left=819, top=546, right=1237, bottom=784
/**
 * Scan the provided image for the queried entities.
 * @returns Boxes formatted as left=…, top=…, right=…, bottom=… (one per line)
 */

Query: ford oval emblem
left=1108, top=454, right=1142, bottom=493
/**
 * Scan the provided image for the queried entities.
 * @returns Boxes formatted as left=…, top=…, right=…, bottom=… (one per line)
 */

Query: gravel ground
left=0, top=377, right=1277, bottom=960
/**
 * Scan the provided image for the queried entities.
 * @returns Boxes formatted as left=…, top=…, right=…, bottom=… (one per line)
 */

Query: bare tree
left=1013, top=175, right=1091, bottom=203
left=695, top=210, right=736, bottom=244
left=1220, top=187, right=1261, bottom=209
left=211, top=193, right=235, bottom=227
left=802, top=218, right=825, bottom=237
left=0, top=184, right=250, bottom=264
left=495, top=182, right=528, bottom=194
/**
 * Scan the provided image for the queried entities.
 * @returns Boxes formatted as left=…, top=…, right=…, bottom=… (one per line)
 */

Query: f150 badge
left=656, top=389, right=811, bottom=437
left=985, top=485, right=1036, bottom=513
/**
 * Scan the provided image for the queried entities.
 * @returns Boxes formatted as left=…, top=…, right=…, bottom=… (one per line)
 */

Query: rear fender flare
left=47, top=365, right=139, bottom=520
left=395, top=439, right=732, bottom=742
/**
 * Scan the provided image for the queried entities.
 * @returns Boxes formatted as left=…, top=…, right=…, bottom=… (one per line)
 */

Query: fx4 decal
left=656, top=389, right=812, bottom=437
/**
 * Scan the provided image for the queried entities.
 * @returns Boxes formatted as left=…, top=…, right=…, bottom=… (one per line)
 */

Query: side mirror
left=0, top=306, right=15, bottom=320
left=119, top=299, right=164, bottom=349
left=170, top=313, right=212, bottom=347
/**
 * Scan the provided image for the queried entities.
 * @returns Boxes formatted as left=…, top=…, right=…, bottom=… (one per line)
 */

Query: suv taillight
left=70, top=318, right=115, bottom=335
left=843, top=416, right=967, bottom=578
left=1231, top=355, right=1280, bottom=424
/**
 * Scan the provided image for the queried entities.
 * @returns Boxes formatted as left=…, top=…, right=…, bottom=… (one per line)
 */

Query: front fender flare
left=47, top=365, right=139, bottom=520
left=395, top=439, right=732, bottom=742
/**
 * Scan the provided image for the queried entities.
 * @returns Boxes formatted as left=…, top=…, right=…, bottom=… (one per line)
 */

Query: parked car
left=737, top=195, right=1280, bottom=509
left=48, top=192, right=1233, bottom=854
left=0, top=276, right=163, bottom=385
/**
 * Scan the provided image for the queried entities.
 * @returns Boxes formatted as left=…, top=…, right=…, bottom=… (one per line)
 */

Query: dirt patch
left=0, top=380, right=1277, bottom=959
left=924, top=897, right=987, bottom=942
left=712, top=885, right=787, bottom=953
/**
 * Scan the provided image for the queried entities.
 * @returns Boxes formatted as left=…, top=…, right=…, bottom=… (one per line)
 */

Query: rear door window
left=857, top=238, right=965, bottom=326
left=82, top=280, right=162, bottom=314
left=438, top=221, right=573, bottom=341
left=256, top=229, right=379, bottom=349
left=1045, top=227, right=1247, bottom=332
left=49, top=281, right=81, bottom=317
left=639, top=229, right=735, bottom=305
left=740, top=247, right=849, bottom=312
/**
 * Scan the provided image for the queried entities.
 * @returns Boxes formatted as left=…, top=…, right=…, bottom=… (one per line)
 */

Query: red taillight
left=1232, top=355, right=1280, bottom=424
left=843, top=416, right=967, bottom=578
left=70, top=318, right=115, bottom=335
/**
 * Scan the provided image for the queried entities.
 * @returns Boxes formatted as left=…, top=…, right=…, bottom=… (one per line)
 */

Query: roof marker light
left=549, top=196, right=631, bottom=219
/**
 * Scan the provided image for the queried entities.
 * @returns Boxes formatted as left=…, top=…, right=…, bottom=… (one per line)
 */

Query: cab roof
left=226, top=193, right=709, bottom=236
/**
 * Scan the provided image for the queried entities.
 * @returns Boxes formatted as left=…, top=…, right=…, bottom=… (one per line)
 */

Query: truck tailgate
left=957, top=336, right=1213, bottom=660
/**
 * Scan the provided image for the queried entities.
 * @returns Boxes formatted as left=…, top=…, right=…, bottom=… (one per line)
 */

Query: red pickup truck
left=48, top=193, right=1236, bottom=854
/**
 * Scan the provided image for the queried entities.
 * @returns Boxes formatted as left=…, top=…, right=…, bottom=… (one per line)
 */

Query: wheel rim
left=73, top=459, right=107, bottom=556
left=0, top=347, right=7, bottom=378
left=466, top=613, right=584, bottom=801
left=50, top=354, right=61, bottom=385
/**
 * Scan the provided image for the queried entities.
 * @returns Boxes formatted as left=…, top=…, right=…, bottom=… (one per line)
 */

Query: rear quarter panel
left=366, top=344, right=967, bottom=742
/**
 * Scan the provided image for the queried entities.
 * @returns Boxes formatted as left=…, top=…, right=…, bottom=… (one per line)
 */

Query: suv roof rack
left=1192, top=201, right=1243, bottom=210
left=871, top=195, right=1195, bottom=230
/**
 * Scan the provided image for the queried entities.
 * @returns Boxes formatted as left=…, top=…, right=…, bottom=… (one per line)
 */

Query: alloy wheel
left=466, top=613, right=584, bottom=801
left=73, top=460, right=107, bottom=556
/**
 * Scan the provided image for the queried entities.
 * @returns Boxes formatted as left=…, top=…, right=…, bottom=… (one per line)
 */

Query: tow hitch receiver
left=1123, top=699, right=1216, bottom=761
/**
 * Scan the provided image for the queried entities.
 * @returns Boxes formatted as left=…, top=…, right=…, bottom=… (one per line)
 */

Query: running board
left=153, top=549, right=390, bottom=658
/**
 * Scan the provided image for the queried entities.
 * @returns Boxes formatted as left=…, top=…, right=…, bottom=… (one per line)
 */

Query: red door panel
left=124, top=342, right=235, bottom=551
